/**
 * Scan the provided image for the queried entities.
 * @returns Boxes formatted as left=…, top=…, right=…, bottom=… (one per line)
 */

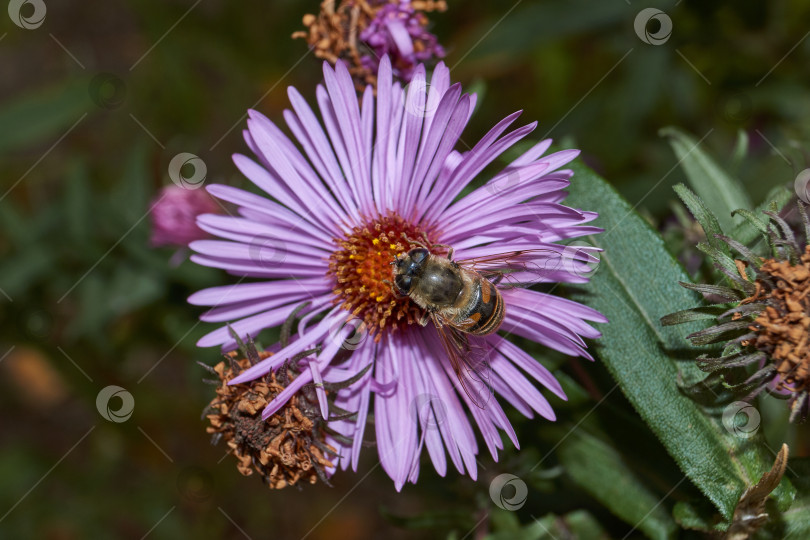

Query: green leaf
left=771, top=458, right=810, bottom=538
left=660, top=127, right=752, bottom=232
left=107, top=264, right=164, bottom=315
left=660, top=306, right=729, bottom=326
left=485, top=510, right=607, bottom=540
left=673, top=183, right=729, bottom=257
left=564, top=160, right=793, bottom=522
left=0, top=78, right=91, bottom=153
left=731, top=130, right=749, bottom=168
left=0, top=201, right=32, bottom=247
left=695, top=242, right=745, bottom=284
left=678, top=281, right=745, bottom=302
left=0, top=248, right=55, bottom=299
left=65, top=160, right=92, bottom=244
left=731, top=209, right=769, bottom=237
left=466, top=0, right=630, bottom=61
left=379, top=506, right=473, bottom=531
left=731, top=186, right=793, bottom=246
left=116, top=142, right=151, bottom=223
left=556, top=510, right=607, bottom=539
left=672, top=500, right=725, bottom=532
left=559, top=430, right=677, bottom=540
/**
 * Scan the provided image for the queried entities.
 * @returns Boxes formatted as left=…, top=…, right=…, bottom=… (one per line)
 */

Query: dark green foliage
left=564, top=160, right=794, bottom=525
left=3, top=1, right=810, bottom=538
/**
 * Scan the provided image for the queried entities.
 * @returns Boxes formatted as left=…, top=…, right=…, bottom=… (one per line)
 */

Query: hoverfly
left=392, top=237, right=580, bottom=408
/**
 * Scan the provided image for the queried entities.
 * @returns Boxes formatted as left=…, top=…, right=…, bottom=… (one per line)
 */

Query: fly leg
left=400, top=233, right=430, bottom=251
left=434, top=243, right=454, bottom=261
left=419, top=232, right=454, bottom=260
left=401, top=232, right=454, bottom=261
left=382, top=279, right=407, bottom=298
left=419, top=307, right=438, bottom=327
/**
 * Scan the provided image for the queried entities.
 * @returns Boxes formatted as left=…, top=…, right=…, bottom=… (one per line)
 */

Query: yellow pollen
left=327, top=214, right=436, bottom=336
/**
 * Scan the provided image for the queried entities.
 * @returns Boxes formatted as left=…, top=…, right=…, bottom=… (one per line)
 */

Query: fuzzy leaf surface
left=661, top=127, right=752, bottom=232
left=564, top=160, right=793, bottom=521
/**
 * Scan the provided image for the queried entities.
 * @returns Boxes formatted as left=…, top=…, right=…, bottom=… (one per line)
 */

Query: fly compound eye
left=409, top=248, right=428, bottom=264
left=395, top=274, right=412, bottom=294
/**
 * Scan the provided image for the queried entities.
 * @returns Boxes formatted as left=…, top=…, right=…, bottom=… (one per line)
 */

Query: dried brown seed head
left=205, top=350, right=336, bottom=489
left=744, top=245, right=810, bottom=420
left=294, top=0, right=447, bottom=90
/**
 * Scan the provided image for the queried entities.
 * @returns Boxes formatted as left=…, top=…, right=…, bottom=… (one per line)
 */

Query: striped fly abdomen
left=455, top=276, right=504, bottom=335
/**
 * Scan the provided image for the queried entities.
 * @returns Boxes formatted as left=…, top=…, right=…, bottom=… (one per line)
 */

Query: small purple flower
left=188, top=57, right=606, bottom=489
left=149, top=185, right=220, bottom=248
left=360, top=1, right=446, bottom=81
left=294, top=0, right=447, bottom=88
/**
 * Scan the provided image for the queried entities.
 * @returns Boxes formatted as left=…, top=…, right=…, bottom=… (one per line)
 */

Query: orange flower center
left=328, top=214, right=435, bottom=337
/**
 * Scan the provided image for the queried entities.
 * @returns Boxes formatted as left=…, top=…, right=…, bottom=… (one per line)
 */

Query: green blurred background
left=1, top=0, right=809, bottom=538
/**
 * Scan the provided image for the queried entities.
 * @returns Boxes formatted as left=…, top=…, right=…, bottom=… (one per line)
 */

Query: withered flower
left=202, top=332, right=367, bottom=488
left=663, top=197, right=810, bottom=421
left=293, top=0, right=446, bottom=88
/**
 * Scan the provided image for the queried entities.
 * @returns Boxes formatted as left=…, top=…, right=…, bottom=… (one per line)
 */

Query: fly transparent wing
left=431, top=313, right=494, bottom=409
left=456, top=247, right=599, bottom=288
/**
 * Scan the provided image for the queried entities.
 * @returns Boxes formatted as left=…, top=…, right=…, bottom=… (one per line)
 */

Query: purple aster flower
left=294, top=0, right=446, bottom=88
left=360, top=0, right=446, bottom=81
left=149, top=185, right=220, bottom=248
left=188, top=56, right=606, bottom=489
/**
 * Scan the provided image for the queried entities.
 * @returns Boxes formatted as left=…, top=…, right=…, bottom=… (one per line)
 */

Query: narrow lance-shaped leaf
left=558, top=430, right=677, bottom=540
left=564, top=159, right=793, bottom=521
left=767, top=457, right=810, bottom=538
left=0, top=78, right=91, bottom=153
left=731, top=186, right=793, bottom=246
left=660, top=306, right=729, bottom=326
left=673, top=183, right=729, bottom=257
left=730, top=130, right=749, bottom=168
left=660, top=127, right=752, bottom=232
left=485, top=510, right=607, bottom=540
